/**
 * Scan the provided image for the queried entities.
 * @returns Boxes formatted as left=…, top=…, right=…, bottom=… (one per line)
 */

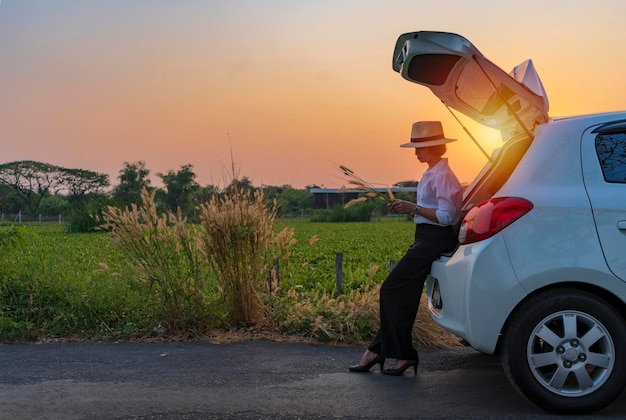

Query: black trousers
left=367, top=223, right=457, bottom=360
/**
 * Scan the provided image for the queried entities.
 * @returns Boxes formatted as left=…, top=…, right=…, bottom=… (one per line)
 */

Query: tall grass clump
left=198, top=185, right=288, bottom=327
left=98, top=188, right=217, bottom=330
left=272, top=283, right=380, bottom=343
left=274, top=283, right=459, bottom=348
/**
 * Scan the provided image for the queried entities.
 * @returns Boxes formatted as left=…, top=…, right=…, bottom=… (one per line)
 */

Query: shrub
left=310, top=203, right=376, bottom=223
left=65, top=204, right=98, bottom=233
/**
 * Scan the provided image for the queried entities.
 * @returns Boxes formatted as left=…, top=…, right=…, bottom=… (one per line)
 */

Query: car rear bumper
left=426, top=235, right=528, bottom=354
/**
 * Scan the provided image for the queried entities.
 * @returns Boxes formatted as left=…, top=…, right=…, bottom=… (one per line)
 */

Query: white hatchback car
left=392, top=31, right=626, bottom=414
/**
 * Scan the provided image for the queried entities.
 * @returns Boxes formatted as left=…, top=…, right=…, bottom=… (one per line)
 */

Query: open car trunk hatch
left=392, top=31, right=549, bottom=141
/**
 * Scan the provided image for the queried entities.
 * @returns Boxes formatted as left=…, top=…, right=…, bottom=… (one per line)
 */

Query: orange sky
left=1, top=1, right=626, bottom=190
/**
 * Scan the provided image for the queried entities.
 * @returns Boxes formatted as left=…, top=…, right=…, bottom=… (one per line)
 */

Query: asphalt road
left=1, top=340, right=625, bottom=419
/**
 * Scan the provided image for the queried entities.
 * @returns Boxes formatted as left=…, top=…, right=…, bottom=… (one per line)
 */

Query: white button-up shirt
left=414, top=158, right=463, bottom=226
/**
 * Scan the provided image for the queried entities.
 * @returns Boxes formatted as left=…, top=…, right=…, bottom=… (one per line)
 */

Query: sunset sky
left=2, top=0, right=626, bottom=190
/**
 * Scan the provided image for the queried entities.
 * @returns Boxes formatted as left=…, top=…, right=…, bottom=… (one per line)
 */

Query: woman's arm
left=388, top=199, right=440, bottom=223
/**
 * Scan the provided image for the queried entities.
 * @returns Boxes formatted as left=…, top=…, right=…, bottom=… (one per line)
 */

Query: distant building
left=309, top=187, right=416, bottom=209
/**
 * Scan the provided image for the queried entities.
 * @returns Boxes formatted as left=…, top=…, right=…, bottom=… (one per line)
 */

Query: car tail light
left=458, top=197, right=533, bottom=245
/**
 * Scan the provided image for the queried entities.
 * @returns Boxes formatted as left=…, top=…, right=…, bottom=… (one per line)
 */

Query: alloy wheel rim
left=526, top=310, right=615, bottom=397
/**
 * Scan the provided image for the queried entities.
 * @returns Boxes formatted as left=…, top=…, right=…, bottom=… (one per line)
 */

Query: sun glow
left=1, top=1, right=625, bottom=190
left=472, top=125, right=504, bottom=157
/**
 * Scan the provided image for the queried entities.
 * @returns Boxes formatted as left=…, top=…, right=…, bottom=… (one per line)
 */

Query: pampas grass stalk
left=198, top=185, right=285, bottom=326
left=97, top=188, right=212, bottom=330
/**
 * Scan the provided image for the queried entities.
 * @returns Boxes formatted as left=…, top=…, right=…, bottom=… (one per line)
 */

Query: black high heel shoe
left=348, top=354, right=385, bottom=372
left=382, top=359, right=418, bottom=376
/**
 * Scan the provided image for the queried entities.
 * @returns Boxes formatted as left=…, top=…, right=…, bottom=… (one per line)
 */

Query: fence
left=1, top=212, right=62, bottom=224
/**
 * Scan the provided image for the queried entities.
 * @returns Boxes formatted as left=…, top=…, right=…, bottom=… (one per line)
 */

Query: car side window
left=595, top=132, right=626, bottom=183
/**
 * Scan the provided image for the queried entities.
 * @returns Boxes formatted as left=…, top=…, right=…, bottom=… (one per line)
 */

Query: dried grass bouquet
left=338, top=165, right=395, bottom=208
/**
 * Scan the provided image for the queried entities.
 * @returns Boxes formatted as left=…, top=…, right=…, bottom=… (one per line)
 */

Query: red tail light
left=458, top=197, right=533, bottom=245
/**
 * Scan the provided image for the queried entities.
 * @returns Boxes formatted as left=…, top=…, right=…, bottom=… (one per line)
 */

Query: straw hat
left=400, top=121, right=457, bottom=148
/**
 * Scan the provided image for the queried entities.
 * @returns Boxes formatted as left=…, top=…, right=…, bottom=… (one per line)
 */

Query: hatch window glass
left=456, top=60, right=513, bottom=117
left=596, top=132, right=626, bottom=183
left=406, top=54, right=462, bottom=86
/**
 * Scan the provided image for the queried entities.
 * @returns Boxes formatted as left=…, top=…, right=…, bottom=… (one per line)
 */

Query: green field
left=275, top=218, right=414, bottom=291
left=0, top=218, right=418, bottom=343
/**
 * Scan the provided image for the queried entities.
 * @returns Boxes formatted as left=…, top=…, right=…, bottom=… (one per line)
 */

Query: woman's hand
left=388, top=199, right=415, bottom=215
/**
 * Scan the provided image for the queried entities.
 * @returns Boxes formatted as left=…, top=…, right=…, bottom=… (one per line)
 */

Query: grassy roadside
left=0, top=216, right=459, bottom=348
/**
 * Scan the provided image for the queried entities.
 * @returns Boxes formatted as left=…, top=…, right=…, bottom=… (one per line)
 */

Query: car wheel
left=501, top=288, right=626, bottom=414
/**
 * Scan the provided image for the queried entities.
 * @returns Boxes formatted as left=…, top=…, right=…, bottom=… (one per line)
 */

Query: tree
left=157, top=164, right=200, bottom=216
left=263, top=185, right=312, bottom=216
left=194, top=184, right=219, bottom=205
left=38, top=194, right=70, bottom=216
left=0, top=184, right=21, bottom=214
left=112, top=161, right=151, bottom=208
left=393, top=180, right=419, bottom=188
left=392, top=180, right=418, bottom=202
left=0, top=160, right=109, bottom=216
left=0, top=160, right=65, bottom=214
left=61, top=168, right=110, bottom=202
left=225, top=176, right=255, bottom=195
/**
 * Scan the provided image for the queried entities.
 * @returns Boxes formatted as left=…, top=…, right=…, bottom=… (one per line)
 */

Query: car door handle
left=618, top=221, right=626, bottom=230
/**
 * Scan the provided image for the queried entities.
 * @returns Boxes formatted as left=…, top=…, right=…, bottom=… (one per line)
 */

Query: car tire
left=501, top=288, right=626, bottom=414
